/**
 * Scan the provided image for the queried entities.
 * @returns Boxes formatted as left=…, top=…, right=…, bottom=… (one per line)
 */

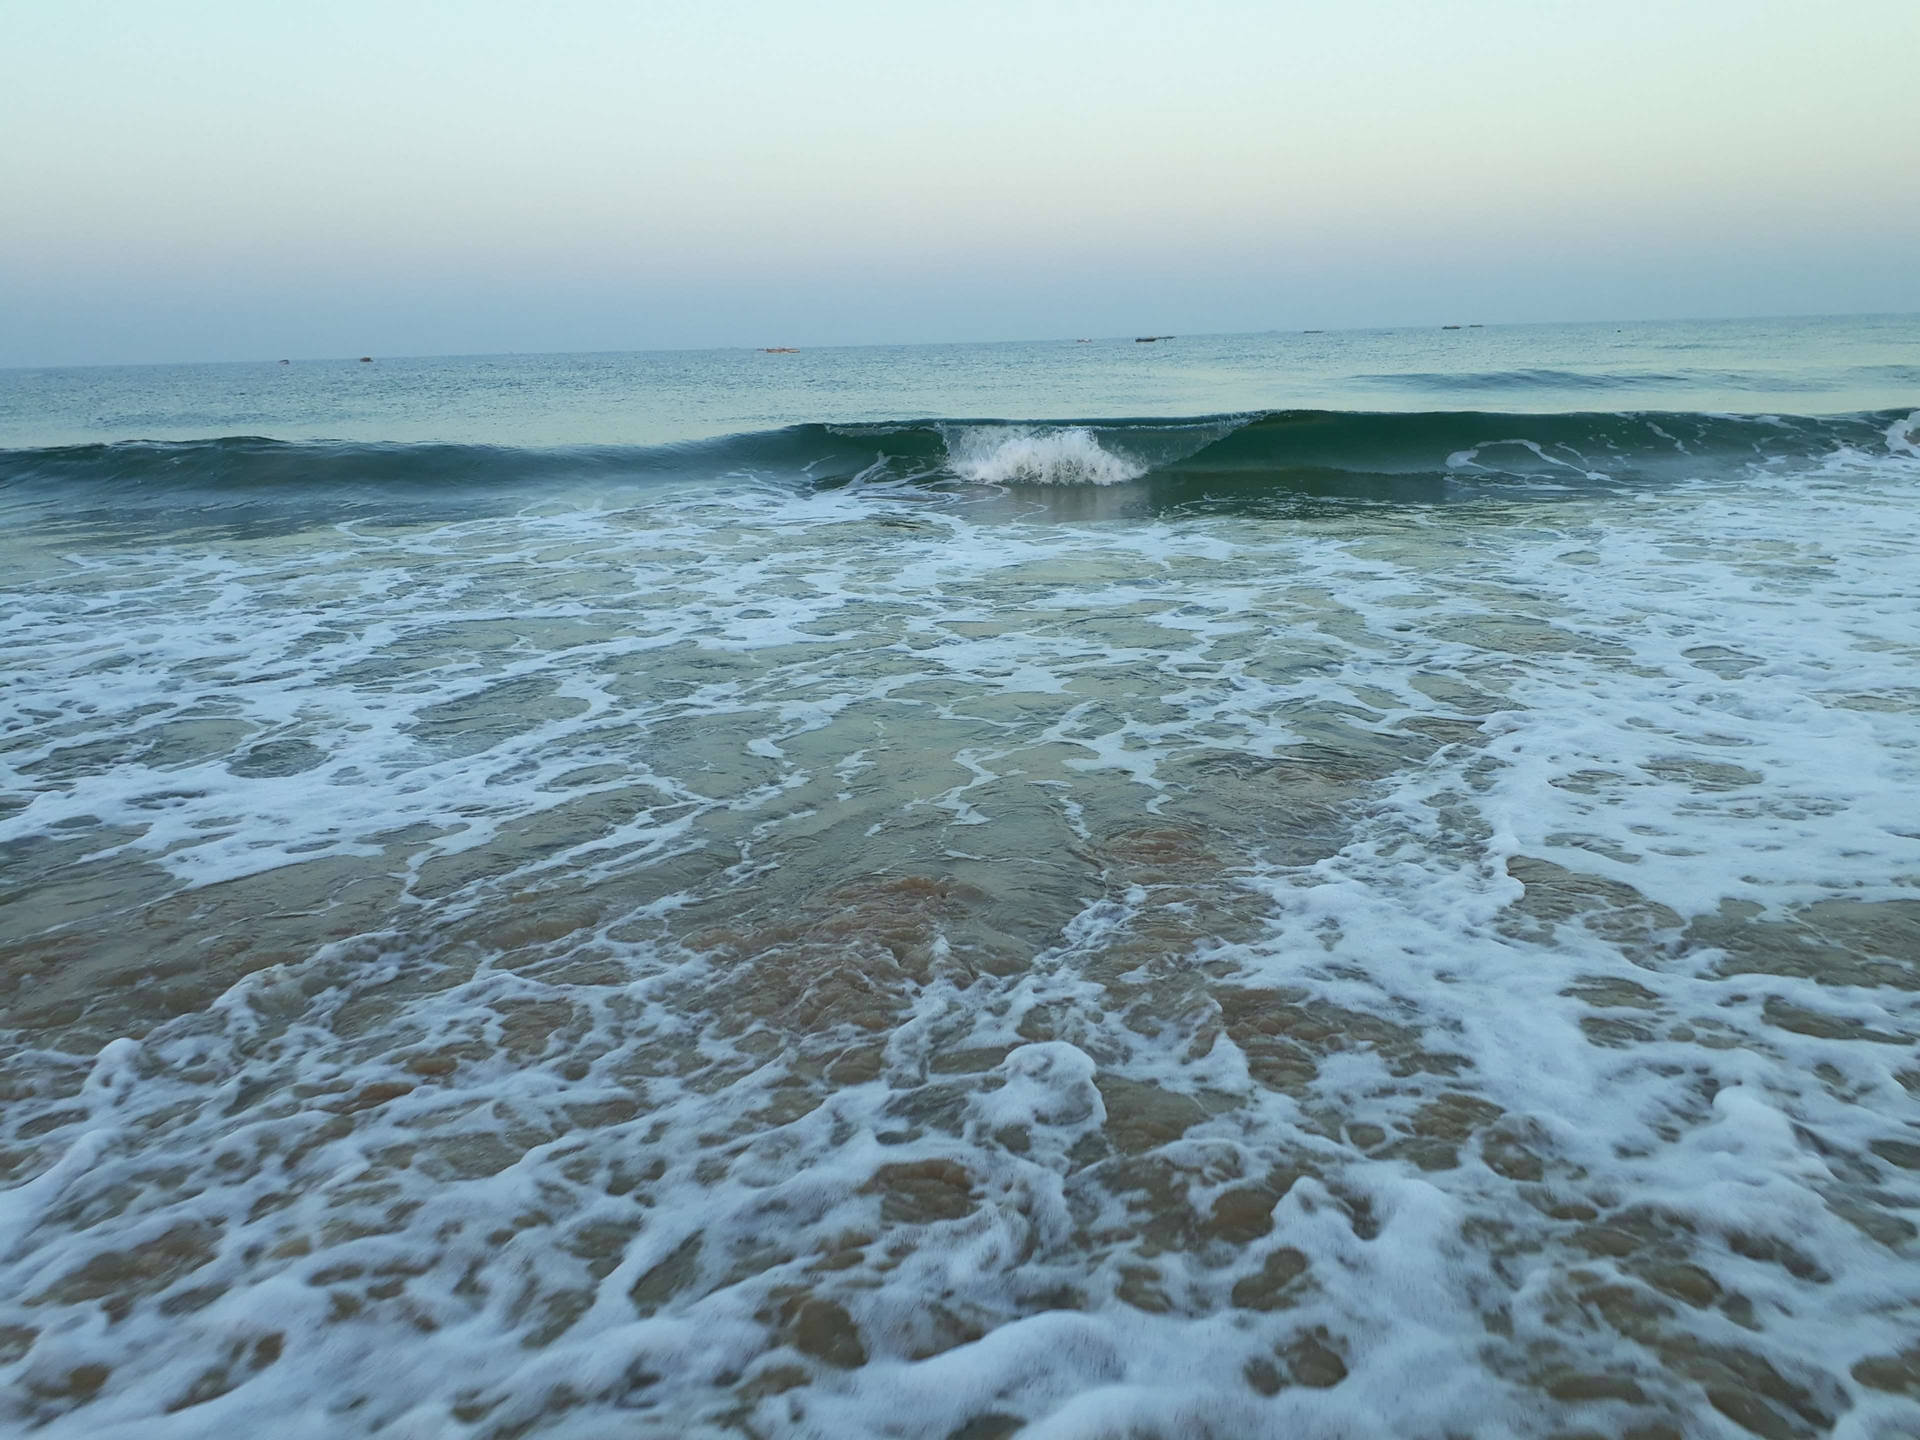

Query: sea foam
left=3, top=410, right=1919, bottom=1438
left=944, top=426, right=1148, bottom=486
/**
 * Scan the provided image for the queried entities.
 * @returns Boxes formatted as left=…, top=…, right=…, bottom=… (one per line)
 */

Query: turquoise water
left=4, top=314, right=1917, bottom=449
left=2, top=316, right=1918, bottom=1439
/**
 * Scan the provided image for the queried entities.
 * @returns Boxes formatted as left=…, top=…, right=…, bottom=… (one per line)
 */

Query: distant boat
left=1134, top=335, right=1174, bottom=343
left=359, top=356, right=373, bottom=362
left=760, top=347, right=799, bottom=354
left=278, top=359, right=289, bottom=365
left=1442, top=325, right=1462, bottom=331
left=1468, top=324, right=1484, bottom=328
left=1302, top=329, right=1324, bottom=334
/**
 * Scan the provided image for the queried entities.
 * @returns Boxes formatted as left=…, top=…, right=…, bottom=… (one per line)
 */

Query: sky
left=4, top=0, right=1918, bottom=366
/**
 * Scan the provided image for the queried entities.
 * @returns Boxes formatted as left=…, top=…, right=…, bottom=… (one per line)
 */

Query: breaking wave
left=943, top=425, right=1150, bottom=486
left=3, top=409, right=1914, bottom=513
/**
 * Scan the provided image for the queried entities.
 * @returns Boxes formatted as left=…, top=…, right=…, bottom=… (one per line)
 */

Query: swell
left=0, top=430, right=922, bottom=492
left=1140, top=408, right=1917, bottom=507
left=2, top=410, right=1913, bottom=509
left=1354, top=366, right=1920, bottom=393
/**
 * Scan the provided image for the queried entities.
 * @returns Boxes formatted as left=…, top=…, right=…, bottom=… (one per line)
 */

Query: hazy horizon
left=6, top=0, right=1918, bottom=368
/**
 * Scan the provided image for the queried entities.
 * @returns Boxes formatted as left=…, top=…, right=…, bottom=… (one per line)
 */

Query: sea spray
left=942, top=425, right=1149, bottom=486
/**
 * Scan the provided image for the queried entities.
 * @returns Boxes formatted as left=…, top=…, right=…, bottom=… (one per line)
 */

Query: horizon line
left=5, top=307, right=1914, bottom=375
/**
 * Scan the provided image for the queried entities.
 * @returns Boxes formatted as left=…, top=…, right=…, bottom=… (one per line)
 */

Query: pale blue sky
left=4, top=0, right=1916, bottom=365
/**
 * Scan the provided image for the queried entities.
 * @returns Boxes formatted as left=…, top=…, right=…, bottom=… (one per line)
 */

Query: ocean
left=2, top=315, right=1918, bottom=1439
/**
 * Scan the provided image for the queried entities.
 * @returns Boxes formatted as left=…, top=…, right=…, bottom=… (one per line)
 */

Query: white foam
left=6, top=438, right=1920, bottom=1437
left=945, top=426, right=1147, bottom=486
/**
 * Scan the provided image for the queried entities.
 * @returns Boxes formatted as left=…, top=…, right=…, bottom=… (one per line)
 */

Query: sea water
left=2, top=317, right=1918, bottom=1438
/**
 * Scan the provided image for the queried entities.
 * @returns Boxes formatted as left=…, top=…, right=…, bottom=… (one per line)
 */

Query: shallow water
left=3, top=324, right=1920, bottom=1438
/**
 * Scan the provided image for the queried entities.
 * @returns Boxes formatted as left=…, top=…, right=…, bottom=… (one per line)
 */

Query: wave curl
left=4, top=409, right=1912, bottom=511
